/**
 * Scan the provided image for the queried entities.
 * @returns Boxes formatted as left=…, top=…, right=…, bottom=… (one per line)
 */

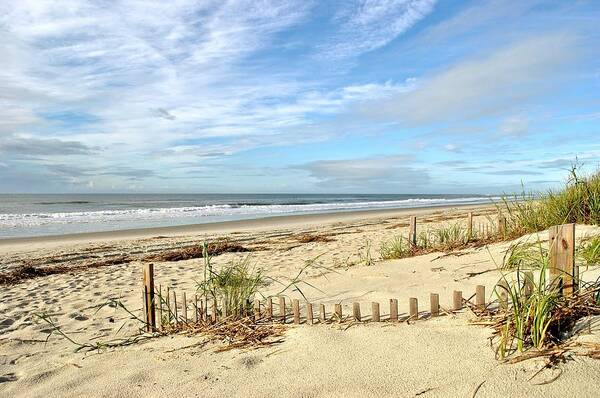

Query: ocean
left=0, top=194, right=496, bottom=239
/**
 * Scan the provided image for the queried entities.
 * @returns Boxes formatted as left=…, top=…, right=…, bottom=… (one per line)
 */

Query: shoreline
left=0, top=202, right=495, bottom=249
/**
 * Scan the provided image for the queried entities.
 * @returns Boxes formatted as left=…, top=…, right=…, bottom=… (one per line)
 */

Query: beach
left=2, top=203, right=600, bottom=397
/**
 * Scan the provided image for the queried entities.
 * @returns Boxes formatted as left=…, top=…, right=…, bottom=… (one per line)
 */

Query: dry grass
left=181, top=317, right=287, bottom=352
left=144, top=239, right=251, bottom=262
left=293, top=233, right=334, bottom=243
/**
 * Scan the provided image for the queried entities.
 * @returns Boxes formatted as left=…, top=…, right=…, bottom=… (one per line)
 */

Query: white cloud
left=293, top=154, right=430, bottom=191
left=321, top=0, right=436, bottom=59
left=500, top=116, right=529, bottom=137
left=443, top=143, right=461, bottom=152
left=361, top=33, right=579, bottom=125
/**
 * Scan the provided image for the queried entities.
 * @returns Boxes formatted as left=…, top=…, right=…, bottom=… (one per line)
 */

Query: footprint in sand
left=0, top=373, right=18, bottom=383
left=0, top=318, right=16, bottom=328
left=69, top=313, right=89, bottom=321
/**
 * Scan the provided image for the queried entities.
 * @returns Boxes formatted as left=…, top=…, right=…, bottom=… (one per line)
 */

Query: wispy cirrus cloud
left=321, top=0, right=436, bottom=59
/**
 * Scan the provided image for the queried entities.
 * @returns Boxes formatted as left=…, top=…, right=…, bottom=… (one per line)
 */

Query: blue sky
left=1, top=0, right=599, bottom=194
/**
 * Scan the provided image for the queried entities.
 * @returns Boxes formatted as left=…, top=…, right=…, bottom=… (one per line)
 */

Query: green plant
left=359, top=240, right=375, bottom=266
left=197, top=243, right=266, bottom=317
left=379, top=236, right=410, bottom=260
left=501, top=238, right=548, bottom=270
left=497, top=165, right=600, bottom=236
left=432, top=223, right=469, bottom=250
left=494, top=262, right=562, bottom=358
left=578, top=235, right=600, bottom=267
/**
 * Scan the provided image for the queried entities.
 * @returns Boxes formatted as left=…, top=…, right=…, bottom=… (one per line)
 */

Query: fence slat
left=306, top=302, right=314, bottom=325
left=142, top=263, right=156, bottom=332
left=173, top=290, right=178, bottom=324
left=371, top=302, right=380, bottom=322
left=409, top=298, right=418, bottom=320
left=211, top=299, right=218, bottom=323
left=476, top=285, right=485, bottom=309
left=266, top=297, right=273, bottom=320
left=353, top=302, right=361, bottom=322
left=183, top=292, right=188, bottom=323
left=254, top=299, right=261, bottom=320
left=292, top=299, right=300, bottom=324
left=453, top=290, right=462, bottom=311
left=158, top=284, right=163, bottom=329
left=334, top=303, right=342, bottom=321
left=430, top=293, right=439, bottom=317
left=390, top=298, right=398, bottom=321
left=279, top=296, right=286, bottom=323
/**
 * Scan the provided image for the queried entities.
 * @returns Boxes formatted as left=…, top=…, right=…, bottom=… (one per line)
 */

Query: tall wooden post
left=549, top=224, right=576, bottom=296
left=497, top=215, right=507, bottom=238
left=409, top=216, right=417, bottom=247
left=142, top=263, right=156, bottom=332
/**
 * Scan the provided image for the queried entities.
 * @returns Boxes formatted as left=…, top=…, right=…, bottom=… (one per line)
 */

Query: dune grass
left=498, top=167, right=600, bottom=237
left=379, top=236, right=412, bottom=260
left=578, top=235, right=600, bottom=267
left=196, top=243, right=266, bottom=317
left=501, top=239, right=548, bottom=270
left=492, top=242, right=600, bottom=360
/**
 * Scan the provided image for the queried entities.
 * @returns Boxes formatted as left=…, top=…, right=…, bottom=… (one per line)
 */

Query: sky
left=1, top=0, right=599, bottom=194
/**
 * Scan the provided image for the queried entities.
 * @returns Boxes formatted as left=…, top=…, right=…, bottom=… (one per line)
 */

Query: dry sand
left=1, top=205, right=600, bottom=397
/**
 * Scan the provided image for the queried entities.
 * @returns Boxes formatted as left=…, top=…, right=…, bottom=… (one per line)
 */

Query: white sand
left=2, top=205, right=600, bottom=397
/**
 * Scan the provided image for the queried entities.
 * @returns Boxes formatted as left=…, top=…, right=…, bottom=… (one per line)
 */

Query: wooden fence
left=141, top=220, right=578, bottom=331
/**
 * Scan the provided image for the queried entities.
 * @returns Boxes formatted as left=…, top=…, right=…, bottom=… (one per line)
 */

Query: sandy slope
left=1, top=206, right=600, bottom=397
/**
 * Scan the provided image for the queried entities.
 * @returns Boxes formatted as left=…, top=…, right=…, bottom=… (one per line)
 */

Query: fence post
left=497, top=215, right=507, bottom=238
left=158, top=284, right=163, bottom=329
left=142, top=263, right=156, bottom=332
left=306, top=302, right=314, bottom=325
left=353, top=302, right=361, bottom=322
left=266, top=297, right=273, bottom=320
left=371, top=302, right=380, bottom=322
left=453, top=290, right=462, bottom=311
left=389, top=298, right=398, bottom=321
left=409, top=216, right=417, bottom=247
left=292, top=299, right=300, bottom=324
left=476, top=285, right=486, bottom=310
left=319, top=304, right=326, bottom=323
left=409, top=298, right=418, bottom=320
left=334, top=303, right=342, bottom=321
left=211, top=299, right=218, bottom=323
left=279, top=297, right=286, bottom=323
left=182, top=292, right=188, bottom=324
left=254, top=299, right=261, bottom=320
left=430, top=293, right=439, bottom=317
left=549, top=224, right=576, bottom=296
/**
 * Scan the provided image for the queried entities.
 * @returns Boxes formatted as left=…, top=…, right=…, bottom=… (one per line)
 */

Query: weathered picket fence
left=140, top=219, right=578, bottom=332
